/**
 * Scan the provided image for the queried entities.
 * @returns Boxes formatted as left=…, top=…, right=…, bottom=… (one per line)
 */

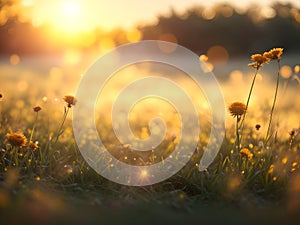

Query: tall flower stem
left=239, top=52, right=269, bottom=146
left=241, top=69, right=259, bottom=125
left=235, top=116, right=241, bottom=151
left=53, top=106, right=69, bottom=145
left=239, top=69, right=259, bottom=144
left=265, top=59, right=281, bottom=145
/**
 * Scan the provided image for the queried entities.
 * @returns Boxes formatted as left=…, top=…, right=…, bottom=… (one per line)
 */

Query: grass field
left=1, top=49, right=300, bottom=224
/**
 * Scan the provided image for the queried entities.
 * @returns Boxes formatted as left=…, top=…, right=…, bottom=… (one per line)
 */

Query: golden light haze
left=21, top=0, right=300, bottom=32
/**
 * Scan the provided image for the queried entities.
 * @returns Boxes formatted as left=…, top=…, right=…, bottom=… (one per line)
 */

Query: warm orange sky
left=20, top=0, right=300, bottom=32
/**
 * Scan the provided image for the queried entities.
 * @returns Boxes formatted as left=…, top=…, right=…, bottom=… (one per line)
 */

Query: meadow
left=0, top=48, right=300, bottom=224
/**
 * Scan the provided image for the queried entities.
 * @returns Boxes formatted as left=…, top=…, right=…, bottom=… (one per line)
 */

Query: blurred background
left=1, top=0, right=300, bottom=56
left=1, top=0, right=299, bottom=128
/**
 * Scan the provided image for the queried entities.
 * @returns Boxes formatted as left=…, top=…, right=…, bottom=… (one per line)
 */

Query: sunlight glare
left=53, top=1, right=83, bottom=33
left=21, top=0, right=34, bottom=7
left=61, top=1, right=81, bottom=18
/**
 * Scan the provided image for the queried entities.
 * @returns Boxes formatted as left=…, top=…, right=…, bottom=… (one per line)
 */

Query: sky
left=21, top=0, right=300, bottom=32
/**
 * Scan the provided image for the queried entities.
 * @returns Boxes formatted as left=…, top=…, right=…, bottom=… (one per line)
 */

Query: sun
left=52, top=1, right=84, bottom=33
left=61, top=1, right=81, bottom=18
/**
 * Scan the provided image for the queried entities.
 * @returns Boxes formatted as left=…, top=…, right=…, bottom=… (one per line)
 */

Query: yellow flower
left=6, top=133, right=27, bottom=147
left=251, top=54, right=269, bottom=64
left=248, top=53, right=270, bottom=69
left=228, top=102, right=247, bottom=117
left=240, top=148, right=253, bottom=160
left=263, top=48, right=283, bottom=60
left=33, top=106, right=42, bottom=112
left=29, top=141, right=39, bottom=151
left=63, top=95, right=77, bottom=108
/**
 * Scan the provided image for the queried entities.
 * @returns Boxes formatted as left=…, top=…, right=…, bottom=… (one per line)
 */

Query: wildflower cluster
left=248, top=48, right=283, bottom=70
left=1, top=95, right=77, bottom=171
left=229, top=47, right=284, bottom=151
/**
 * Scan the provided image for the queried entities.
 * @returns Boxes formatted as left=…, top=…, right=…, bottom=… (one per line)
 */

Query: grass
left=0, top=49, right=300, bottom=224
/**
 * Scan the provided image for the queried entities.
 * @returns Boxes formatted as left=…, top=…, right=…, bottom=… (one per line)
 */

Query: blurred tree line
left=140, top=3, right=300, bottom=56
left=0, top=2, right=300, bottom=57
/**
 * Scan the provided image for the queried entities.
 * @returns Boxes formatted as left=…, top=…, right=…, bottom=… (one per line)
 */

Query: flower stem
left=239, top=68, right=259, bottom=143
left=29, top=112, right=39, bottom=145
left=53, top=106, right=69, bottom=144
left=265, top=59, right=281, bottom=145
left=14, top=147, right=19, bottom=167
left=235, top=116, right=241, bottom=151
left=245, top=69, right=259, bottom=113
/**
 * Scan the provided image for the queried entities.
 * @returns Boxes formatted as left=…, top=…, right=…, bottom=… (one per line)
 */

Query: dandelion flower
left=228, top=102, right=247, bottom=117
left=248, top=53, right=270, bottom=69
left=263, top=48, right=284, bottom=60
left=63, top=95, right=77, bottom=108
left=240, top=148, right=253, bottom=160
left=29, top=141, right=39, bottom=151
left=33, top=106, right=42, bottom=112
left=6, top=133, right=27, bottom=147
